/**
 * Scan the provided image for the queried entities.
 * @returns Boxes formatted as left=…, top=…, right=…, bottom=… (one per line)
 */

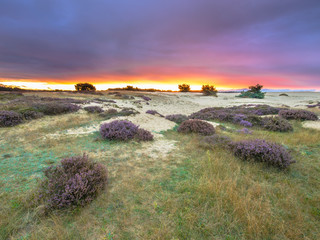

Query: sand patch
left=302, top=121, right=320, bottom=130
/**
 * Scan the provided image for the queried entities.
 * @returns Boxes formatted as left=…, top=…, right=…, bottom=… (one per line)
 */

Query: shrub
left=236, top=128, right=252, bottom=134
left=165, top=114, right=189, bottom=124
left=84, top=106, right=103, bottom=113
left=262, top=117, right=293, bottom=132
left=37, top=154, right=107, bottom=211
left=100, top=120, right=139, bottom=141
left=139, top=95, right=151, bottom=101
left=279, top=109, right=318, bottom=121
left=33, top=103, right=80, bottom=115
left=200, top=135, right=231, bottom=149
left=239, top=120, right=253, bottom=127
left=237, top=84, right=265, bottom=99
left=22, top=110, right=44, bottom=120
left=202, top=85, right=218, bottom=96
left=177, top=119, right=215, bottom=135
left=279, top=93, right=289, bottom=97
left=178, top=84, right=190, bottom=92
left=230, top=139, right=294, bottom=169
left=135, top=128, right=154, bottom=141
left=146, top=110, right=164, bottom=117
left=75, top=83, right=96, bottom=91
left=0, top=110, right=23, bottom=127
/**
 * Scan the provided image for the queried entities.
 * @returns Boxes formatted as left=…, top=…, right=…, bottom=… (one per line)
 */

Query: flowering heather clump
left=177, top=119, right=215, bottom=135
left=100, top=120, right=139, bottom=141
left=22, top=110, right=44, bottom=120
left=262, top=117, right=293, bottom=132
left=233, top=114, right=247, bottom=123
left=84, top=106, right=103, bottom=113
left=165, top=114, right=189, bottom=124
left=200, top=135, right=232, bottom=149
left=139, top=95, right=151, bottom=101
left=33, top=103, right=80, bottom=115
left=230, top=139, right=295, bottom=169
left=236, top=128, right=252, bottom=134
left=0, top=110, right=23, bottom=127
left=135, top=128, right=154, bottom=141
left=279, top=109, right=318, bottom=121
left=37, top=154, right=107, bottom=211
left=239, top=120, right=253, bottom=127
left=146, top=110, right=164, bottom=117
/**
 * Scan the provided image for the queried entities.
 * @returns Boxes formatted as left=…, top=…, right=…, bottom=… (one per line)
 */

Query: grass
left=0, top=92, right=319, bottom=239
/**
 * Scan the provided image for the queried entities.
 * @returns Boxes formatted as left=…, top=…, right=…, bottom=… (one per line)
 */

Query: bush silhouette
left=75, top=83, right=96, bottom=91
left=202, top=85, right=218, bottom=96
left=178, top=84, right=190, bottom=92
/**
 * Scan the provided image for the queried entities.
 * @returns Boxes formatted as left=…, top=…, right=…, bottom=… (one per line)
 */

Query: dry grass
left=1, top=92, right=319, bottom=240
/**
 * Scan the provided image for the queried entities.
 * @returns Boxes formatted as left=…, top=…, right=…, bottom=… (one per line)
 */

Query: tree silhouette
left=75, top=83, right=96, bottom=91
left=178, top=84, right=190, bottom=92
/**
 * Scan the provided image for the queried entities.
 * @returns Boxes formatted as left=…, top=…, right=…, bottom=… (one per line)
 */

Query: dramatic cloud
left=0, top=0, right=319, bottom=89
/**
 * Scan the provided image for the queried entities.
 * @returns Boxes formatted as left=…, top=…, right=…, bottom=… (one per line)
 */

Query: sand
left=46, top=91, right=320, bottom=139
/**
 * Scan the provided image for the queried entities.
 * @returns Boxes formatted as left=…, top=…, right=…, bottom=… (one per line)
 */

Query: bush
left=146, top=110, right=164, bottom=117
left=200, top=135, right=231, bottom=149
left=22, top=110, right=44, bottom=120
left=33, top=103, right=80, bottom=115
left=37, top=154, right=107, bottom=211
left=239, top=120, right=253, bottom=127
left=262, top=117, right=293, bottom=132
left=237, top=84, right=265, bottom=99
left=279, top=109, right=318, bottom=121
left=100, top=120, right=139, bottom=141
left=165, top=114, right=189, bottom=124
left=178, top=84, right=190, bottom=92
left=177, top=119, right=215, bottom=135
left=84, top=106, right=103, bottom=113
left=139, top=95, right=151, bottom=101
left=135, top=128, right=154, bottom=141
left=202, top=85, right=218, bottom=96
left=0, top=110, right=23, bottom=127
left=75, top=83, right=96, bottom=91
left=230, top=139, right=294, bottom=169
left=236, top=128, right=252, bottom=134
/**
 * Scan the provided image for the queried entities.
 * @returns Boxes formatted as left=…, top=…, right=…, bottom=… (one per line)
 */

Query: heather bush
left=230, top=139, right=295, bottom=169
left=146, top=110, right=164, bottom=117
left=22, top=110, right=44, bottom=120
left=100, top=120, right=139, bottom=141
left=165, top=114, right=189, bottom=124
left=135, top=128, right=154, bottom=141
left=0, top=110, right=23, bottom=127
left=84, top=106, right=103, bottom=113
left=239, top=120, right=253, bottom=127
left=236, top=128, right=252, bottom=134
left=33, top=103, right=80, bottom=115
left=37, top=154, right=107, bottom=211
left=200, top=135, right=232, bottom=149
left=262, top=117, right=293, bottom=132
left=177, top=119, right=215, bottom=135
left=279, top=109, right=318, bottom=121
left=139, top=95, right=151, bottom=101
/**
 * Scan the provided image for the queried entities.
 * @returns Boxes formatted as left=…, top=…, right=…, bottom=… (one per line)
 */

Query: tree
left=178, top=84, right=190, bottom=92
left=237, top=83, right=265, bottom=99
left=248, top=84, right=263, bottom=93
left=202, top=85, right=218, bottom=96
left=75, top=83, right=96, bottom=91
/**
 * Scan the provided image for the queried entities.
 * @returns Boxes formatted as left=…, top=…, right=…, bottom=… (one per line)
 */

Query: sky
left=0, top=0, right=320, bottom=90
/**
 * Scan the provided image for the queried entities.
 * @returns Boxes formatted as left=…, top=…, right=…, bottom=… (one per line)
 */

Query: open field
left=1, top=91, right=320, bottom=240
